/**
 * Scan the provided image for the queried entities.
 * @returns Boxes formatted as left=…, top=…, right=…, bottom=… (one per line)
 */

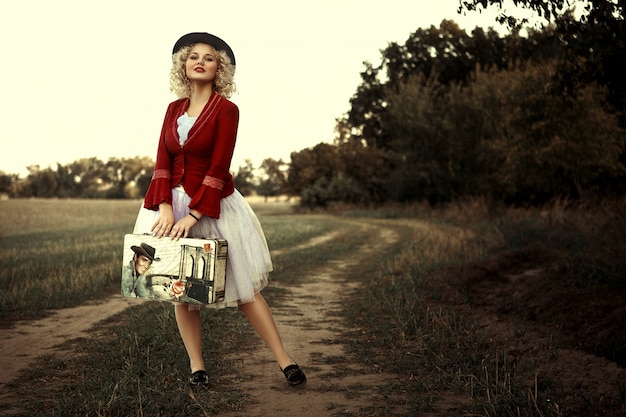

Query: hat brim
left=172, top=32, right=236, bottom=66
left=130, top=245, right=160, bottom=262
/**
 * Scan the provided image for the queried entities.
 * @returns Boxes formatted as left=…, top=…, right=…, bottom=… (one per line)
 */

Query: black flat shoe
left=189, top=370, right=209, bottom=388
left=281, top=364, right=307, bottom=387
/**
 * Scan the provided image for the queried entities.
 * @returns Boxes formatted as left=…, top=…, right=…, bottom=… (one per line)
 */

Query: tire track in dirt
left=217, top=223, right=401, bottom=417
left=0, top=297, right=141, bottom=387
left=0, top=296, right=142, bottom=415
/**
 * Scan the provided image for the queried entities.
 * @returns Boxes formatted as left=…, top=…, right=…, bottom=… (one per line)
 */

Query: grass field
left=0, top=199, right=140, bottom=320
left=1, top=198, right=624, bottom=416
left=0, top=199, right=337, bottom=321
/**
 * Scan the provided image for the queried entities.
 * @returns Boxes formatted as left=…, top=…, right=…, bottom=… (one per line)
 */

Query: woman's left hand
left=170, top=214, right=199, bottom=240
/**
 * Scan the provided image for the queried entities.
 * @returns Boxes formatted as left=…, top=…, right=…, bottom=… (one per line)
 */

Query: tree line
left=289, top=1, right=625, bottom=207
left=2, top=1, right=625, bottom=206
left=0, top=157, right=155, bottom=199
left=0, top=156, right=288, bottom=200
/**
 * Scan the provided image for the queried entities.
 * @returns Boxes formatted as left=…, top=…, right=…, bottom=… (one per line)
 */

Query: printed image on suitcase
left=121, top=234, right=227, bottom=304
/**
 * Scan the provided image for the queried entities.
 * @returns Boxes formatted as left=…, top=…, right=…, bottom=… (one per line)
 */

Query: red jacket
left=143, top=92, right=238, bottom=218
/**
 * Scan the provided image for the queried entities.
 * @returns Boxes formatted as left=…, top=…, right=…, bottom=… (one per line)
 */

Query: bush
left=300, top=173, right=371, bottom=208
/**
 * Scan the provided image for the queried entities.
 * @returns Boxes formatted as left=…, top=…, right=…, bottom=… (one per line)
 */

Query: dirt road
left=217, top=226, right=401, bottom=417
left=0, top=225, right=401, bottom=416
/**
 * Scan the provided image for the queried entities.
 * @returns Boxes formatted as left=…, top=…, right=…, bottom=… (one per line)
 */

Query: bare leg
left=174, top=304, right=205, bottom=373
left=239, top=293, right=295, bottom=370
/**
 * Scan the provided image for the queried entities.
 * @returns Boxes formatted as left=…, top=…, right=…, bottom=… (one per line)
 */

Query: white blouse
left=176, top=112, right=197, bottom=146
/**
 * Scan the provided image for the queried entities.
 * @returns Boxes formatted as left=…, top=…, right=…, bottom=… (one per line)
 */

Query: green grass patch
left=0, top=200, right=139, bottom=321
left=336, top=215, right=541, bottom=415
left=7, top=301, right=252, bottom=416
left=260, top=214, right=338, bottom=252
left=0, top=202, right=340, bottom=322
left=337, top=201, right=626, bottom=416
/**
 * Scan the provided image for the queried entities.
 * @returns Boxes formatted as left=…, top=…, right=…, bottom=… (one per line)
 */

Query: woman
left=133, top=32, right=306, bottom=388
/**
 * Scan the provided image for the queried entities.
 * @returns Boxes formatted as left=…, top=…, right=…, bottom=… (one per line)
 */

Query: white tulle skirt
left=133, top=187, right=273, bottom=309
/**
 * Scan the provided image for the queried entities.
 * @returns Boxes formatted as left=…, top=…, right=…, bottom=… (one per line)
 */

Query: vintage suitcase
left=121, top=234, right=227, bottom=304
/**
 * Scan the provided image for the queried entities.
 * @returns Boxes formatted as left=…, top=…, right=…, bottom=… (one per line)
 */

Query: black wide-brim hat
left=131, top=243, right=161, bottom=262
left=172, top=32, right=236, bottom=66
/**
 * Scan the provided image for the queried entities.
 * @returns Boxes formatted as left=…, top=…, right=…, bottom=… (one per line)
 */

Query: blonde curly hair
left=169, top=44, right=236, bottom=99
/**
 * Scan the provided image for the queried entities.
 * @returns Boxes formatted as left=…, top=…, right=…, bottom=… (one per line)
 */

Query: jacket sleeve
left=189, top=103, right=239, bottom=218
left=143, top=104, right=176, bottom=210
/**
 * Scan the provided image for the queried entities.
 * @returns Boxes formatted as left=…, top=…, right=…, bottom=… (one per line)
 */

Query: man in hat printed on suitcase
left=121, top=242, right=160, bottom=298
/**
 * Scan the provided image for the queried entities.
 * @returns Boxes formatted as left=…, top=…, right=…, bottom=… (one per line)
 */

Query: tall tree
left=22, top=165, right=59, bottom=198
left=459, top=0, right=626, bottom=114
left=233, top=159, right=256, bottom=196
left=287, top=143, right=340, bottom=197
left=346, top=19, right=560, bottom=152
left=257, top=158, right=288, bottom=201
left=121, top=156, right=155, bottom=198
left=0, top=171, right=18, bottom=197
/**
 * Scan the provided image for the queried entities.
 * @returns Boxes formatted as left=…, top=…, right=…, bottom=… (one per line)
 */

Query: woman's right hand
left=151, top=203, right=175, bottom=238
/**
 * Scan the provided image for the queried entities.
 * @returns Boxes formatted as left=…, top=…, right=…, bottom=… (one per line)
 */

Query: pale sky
left=1, top=0, right=520, bottom=176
